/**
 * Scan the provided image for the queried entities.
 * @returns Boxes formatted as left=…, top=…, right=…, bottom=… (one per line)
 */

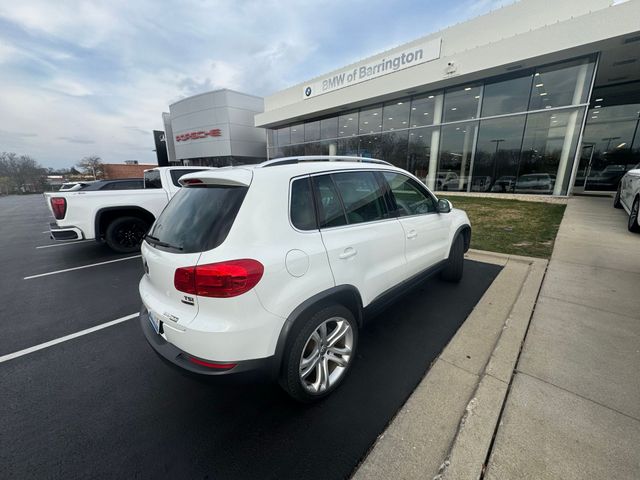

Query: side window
left=312, top=175, right=347, bottom=228
left=383, top=172, right=437, bottom=216
left=331, top=171, right=388, bottom=224
left=290, top=177, right=317, bottom=231
left=144, top=170, right=162, bottom=189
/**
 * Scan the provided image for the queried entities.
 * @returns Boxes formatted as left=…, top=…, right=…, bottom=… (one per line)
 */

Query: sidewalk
left=484, top=196, right=640, bottom=479
left=353, top=196, right=640, bottom=480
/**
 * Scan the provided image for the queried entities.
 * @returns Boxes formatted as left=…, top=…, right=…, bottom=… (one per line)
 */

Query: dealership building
left=162, top=89, right=267, bottom=166
left=254, top=0, right=640, bottom=195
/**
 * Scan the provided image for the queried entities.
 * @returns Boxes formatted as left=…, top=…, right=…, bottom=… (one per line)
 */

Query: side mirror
left=437, top=199, right=452, bottom=214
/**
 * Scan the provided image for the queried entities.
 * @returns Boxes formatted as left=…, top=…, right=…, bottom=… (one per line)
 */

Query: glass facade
left=267, top=56, right=598, bottom=195
left=574, top=81, right=640, bottom=191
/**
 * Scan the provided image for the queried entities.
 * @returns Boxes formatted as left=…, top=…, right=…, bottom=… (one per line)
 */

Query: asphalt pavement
left=0, top=194, right=501, bottom=480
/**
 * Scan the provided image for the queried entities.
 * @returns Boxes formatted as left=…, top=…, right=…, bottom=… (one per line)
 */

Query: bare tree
left=0, top=152, right=47, bottom=193
left=77, top=155, right=105, bottom=180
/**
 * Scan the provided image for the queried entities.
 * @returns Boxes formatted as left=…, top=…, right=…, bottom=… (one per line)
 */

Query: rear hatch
left=139, top=169, right=252, bottom=328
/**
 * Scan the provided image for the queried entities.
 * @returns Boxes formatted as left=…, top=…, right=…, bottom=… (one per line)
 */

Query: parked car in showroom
left=514, top=173, right=556, bottom=194
left=614, top=162, right=640, bottom=233
left=139, top=156, right=471, bottom=402
left=44, top=167, right=211, bottom=252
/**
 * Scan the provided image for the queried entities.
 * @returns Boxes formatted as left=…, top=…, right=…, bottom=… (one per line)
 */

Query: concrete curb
left=352, top=250, right=548, bottom=480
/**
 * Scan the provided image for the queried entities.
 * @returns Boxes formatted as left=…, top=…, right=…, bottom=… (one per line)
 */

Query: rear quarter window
left=290, top=177, right=317, bottom=230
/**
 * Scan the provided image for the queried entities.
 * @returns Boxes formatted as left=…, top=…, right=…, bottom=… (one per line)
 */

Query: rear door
left=381, top=172, right=451, bottom=277
left=313, top=170, right=407, bottom=306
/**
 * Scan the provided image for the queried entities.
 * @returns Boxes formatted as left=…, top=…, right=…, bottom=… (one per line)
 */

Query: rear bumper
left=139, top=305, right=276, bottom=377
left=49, top=222, right=85, bottom=241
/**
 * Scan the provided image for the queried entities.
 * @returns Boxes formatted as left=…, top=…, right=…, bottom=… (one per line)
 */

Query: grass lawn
left=441, top=196, right=566, bottom=259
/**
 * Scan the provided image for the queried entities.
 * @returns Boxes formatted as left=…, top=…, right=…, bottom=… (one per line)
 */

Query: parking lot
left=0, top=194, right=501, bottom=480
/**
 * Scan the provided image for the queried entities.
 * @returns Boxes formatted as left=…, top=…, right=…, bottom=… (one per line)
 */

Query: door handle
left=407, top=230, right=418, bottom=239
left=338, top=247, right=357, bottom=260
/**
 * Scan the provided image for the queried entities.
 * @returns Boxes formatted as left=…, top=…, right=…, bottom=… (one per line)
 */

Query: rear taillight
left=50, top=197, right=66, bottom=219
left=174, top=259, right=264, bottom=298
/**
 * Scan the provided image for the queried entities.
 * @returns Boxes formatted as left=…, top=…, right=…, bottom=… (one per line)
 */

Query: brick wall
left=103, top=164, right=157, bottom=179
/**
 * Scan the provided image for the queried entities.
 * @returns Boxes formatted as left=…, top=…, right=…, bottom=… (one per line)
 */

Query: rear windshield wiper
left=144, top=234, right=183, bottom=251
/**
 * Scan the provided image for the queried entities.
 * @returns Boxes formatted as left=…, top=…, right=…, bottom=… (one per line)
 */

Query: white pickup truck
left=45, top=166, right=212, bottom=253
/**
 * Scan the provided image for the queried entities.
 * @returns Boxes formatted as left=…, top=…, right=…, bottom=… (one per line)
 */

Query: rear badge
left=181, top=296, right=195, bottom=306
left=163, top=312, right=180, bottom=322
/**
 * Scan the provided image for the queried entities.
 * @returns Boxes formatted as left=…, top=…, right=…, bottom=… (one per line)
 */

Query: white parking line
left=24, top=255, right=141, bottom=280
left=0, top=313, right=138, bottom=364
left=36, top=240, right=93, bottom=249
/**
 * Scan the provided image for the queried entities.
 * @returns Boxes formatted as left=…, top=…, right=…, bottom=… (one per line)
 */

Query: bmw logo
left=304, top=86, right=312, bottom=97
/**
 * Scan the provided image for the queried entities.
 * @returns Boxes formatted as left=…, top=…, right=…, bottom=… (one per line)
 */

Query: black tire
left=613, top=183, right=623, bottom=209
left=279, top=304, right=358, bottom=403
left=105, top=216, right=148, bottom=253
left=440, top=234, right=464, bottom=282
left=629, top=196, right=640, bottom=233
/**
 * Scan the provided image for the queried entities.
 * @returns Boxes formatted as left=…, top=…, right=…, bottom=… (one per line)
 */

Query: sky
left=0, top=0, right=515, bottom=169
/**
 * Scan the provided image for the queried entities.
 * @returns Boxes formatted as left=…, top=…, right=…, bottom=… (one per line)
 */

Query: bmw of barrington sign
left=302, top=38, right=441, bottom=99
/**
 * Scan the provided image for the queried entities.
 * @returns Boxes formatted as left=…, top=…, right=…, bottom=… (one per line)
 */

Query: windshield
left=147, top=185, right=247, bottom=253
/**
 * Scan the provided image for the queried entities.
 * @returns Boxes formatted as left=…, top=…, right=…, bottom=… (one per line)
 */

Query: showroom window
left=266, top=129, right=276, bottom=148
left=321, top=117, right=338, bottom=139
left=338, top=111, right=359, bottom=137
left=481, top=74, right=533, bottom=118
left=410, top=93, right=439, bottom=127
left=305, top=120, right=321, bottom=142
left=337, top=136, right=360, bottom=156
left=528, top=58, right=595, bottom=111
left=437, top=122, right=478, bottom=191
left=357, top=134, right=383, bottom=159
left=277, top=127, right=290, bottom=146
left=517, top=108, right=585, bottom=195
left=380, top=131, right=409, bottom=169
left=359, top=105, right=383, bottom=134
left=290, top=124, right=304, bottom=144
left=408, top=126, right=436, bottom=182
left=443, top=84, right=482, bottom=122
left=472, top=116, right=527, bottom=192
left=383, top=99, right=411, bottom=131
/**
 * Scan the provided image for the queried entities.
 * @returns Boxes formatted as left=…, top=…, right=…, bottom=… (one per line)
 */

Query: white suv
left=139, top=156, right=471, bottom=401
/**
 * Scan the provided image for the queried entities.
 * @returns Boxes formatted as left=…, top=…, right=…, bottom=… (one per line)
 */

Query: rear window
left=144, top=170, right=162, bottom=189
left=146, top=186, right=247, bottom=253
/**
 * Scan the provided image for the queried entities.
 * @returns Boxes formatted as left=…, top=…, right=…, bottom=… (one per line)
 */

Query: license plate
left=148, top=311, right=161, bottom=335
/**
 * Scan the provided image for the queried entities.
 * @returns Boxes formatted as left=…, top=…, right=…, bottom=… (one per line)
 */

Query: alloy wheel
left=299, top=317, right=354, bottom=394
left=115, top=221, right=146, bottom=248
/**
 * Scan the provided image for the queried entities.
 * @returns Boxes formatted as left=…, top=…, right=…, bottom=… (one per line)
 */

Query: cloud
left=58, top=136, right=95, bottom=144
left=0, top=0, right=513, bottom=168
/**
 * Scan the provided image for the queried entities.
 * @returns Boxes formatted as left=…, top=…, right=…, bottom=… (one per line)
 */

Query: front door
left=573, top=144, right=594, bottom=192
left=381, top=172, right=451, bottom=277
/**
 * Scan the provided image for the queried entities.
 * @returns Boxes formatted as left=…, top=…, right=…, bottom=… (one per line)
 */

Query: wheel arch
left=271, top=285, right=363, bottom=378
left=454, top=224, right=472, bottom=253
left=94, top=206, right=156, bottom=241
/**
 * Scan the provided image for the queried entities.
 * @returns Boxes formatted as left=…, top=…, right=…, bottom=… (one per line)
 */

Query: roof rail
left=258, top=155, right=392, bottom=168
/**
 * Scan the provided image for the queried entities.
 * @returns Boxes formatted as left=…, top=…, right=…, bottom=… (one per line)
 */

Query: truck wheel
left=280, top=304, right=358, bottom=403
left=105, top=216, right=148, bottom=253
left=440, top=235, right=464, bottom=283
